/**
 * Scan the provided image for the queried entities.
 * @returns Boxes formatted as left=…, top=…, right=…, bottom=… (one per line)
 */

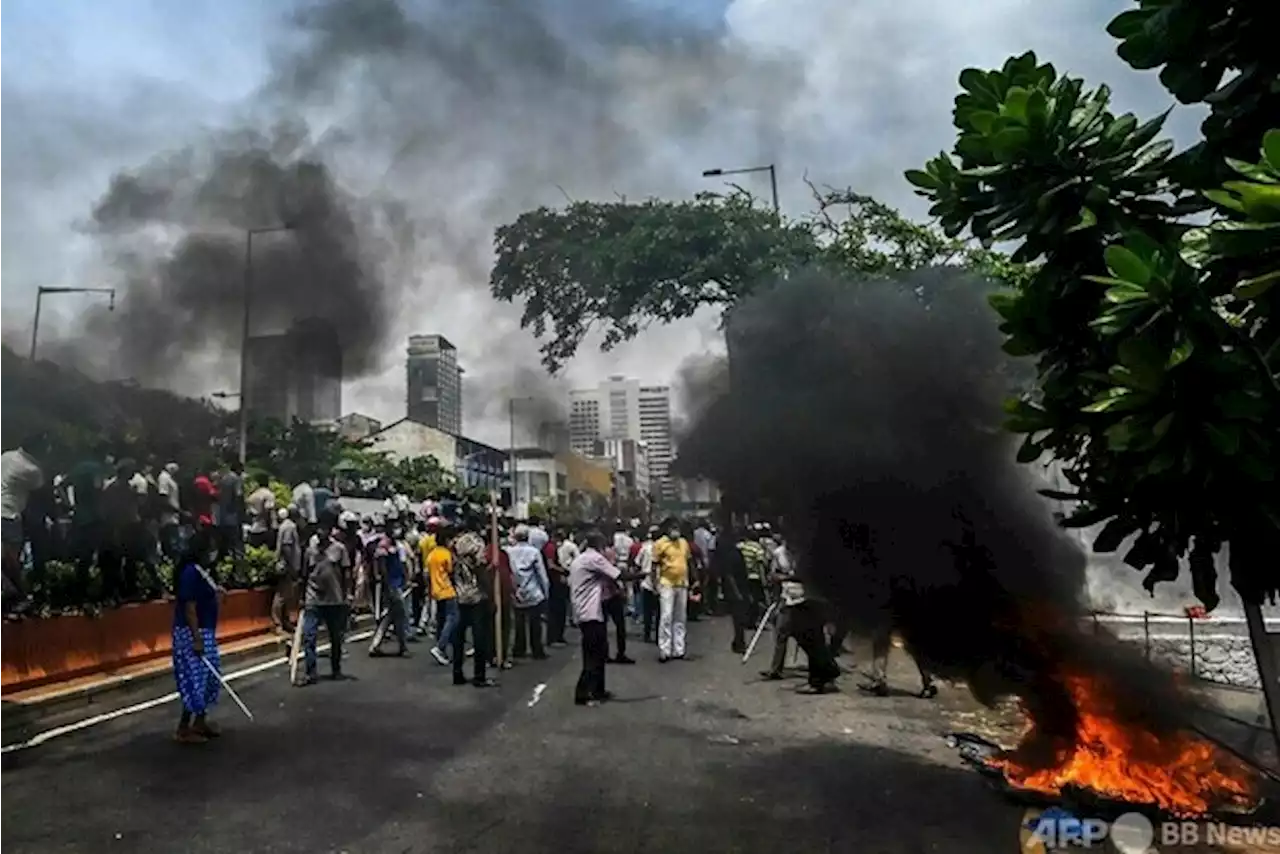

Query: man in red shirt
left=485, top=533, right=514, bottom=668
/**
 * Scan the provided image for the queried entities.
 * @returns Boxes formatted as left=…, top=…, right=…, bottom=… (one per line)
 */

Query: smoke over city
left=675, top=267, right=1189, bottom=723
left=35, top=0, right=807, bottom=412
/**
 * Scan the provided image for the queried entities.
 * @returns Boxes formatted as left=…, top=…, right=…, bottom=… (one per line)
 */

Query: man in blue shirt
left=369, top=524, right=411, bottom=657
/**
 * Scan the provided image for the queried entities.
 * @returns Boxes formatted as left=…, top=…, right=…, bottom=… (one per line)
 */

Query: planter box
left=1, top=588, right=274, bottom=692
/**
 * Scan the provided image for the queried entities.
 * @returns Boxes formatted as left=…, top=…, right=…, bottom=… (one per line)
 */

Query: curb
left=1, top=615, right=375, bottom=749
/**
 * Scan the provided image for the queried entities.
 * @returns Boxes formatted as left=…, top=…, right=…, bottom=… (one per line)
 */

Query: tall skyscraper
left=406, top=334, right=463, bottom=434
left=245, top=318, right=342, bottom=425
left=569, top=376, right=673, bottom=497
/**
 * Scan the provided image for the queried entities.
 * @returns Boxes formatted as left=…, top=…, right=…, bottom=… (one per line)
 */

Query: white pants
left=658, top=584, right=688, bottom=659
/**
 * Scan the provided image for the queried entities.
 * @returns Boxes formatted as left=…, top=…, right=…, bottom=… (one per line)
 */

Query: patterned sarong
left=172, top=626, right=221, bottom=715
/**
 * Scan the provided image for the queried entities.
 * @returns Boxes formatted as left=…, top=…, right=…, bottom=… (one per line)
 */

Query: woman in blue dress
left=171, top=525, right=223, bottom=744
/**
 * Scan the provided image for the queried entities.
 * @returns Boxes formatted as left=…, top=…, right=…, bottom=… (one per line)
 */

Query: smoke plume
left=676, top=266, right=1191, bottom=748
left=47, top=0, right=807, bottom=413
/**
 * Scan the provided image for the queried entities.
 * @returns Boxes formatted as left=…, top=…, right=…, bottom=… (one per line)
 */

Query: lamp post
left=238, top=224, right=296, bottom=465
left=701, top=163, right=779, bottom=215
left=29, top=286, right=116, bottom=361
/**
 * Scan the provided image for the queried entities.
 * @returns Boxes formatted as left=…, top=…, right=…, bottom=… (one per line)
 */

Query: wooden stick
left=490, top=491, right=504, bottom=667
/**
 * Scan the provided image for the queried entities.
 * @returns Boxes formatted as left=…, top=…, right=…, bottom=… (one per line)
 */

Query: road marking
left=1, top=630, right=374, bottom=754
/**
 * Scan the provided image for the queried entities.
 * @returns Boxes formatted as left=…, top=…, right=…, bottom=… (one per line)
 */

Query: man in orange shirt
left=427, top=524, right=457, bottom=666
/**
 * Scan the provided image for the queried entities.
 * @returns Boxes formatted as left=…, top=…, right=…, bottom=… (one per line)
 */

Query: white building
left=506, top=449, right=569, bottom=519
left=570, top=376, right=673, bottom=497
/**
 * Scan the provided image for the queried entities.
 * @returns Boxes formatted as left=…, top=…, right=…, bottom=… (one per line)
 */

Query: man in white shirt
left=2, top=443, right=44, bottom=608
left=156, top=463, right=182, bottom=558
left=637, top=526, right=659, bottom=643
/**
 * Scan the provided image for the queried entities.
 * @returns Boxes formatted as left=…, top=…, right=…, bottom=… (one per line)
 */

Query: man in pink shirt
left=567, top=531, right=624, bottom=706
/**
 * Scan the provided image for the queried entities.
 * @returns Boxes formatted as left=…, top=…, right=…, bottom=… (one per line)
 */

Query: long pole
left=768, top=164, right=779, bottom=216
left=29, top=290, right=44, bottom=361
left=508, top=398, right=518, bottom=513
left=490, top=490, right=504, bottom=667
left=238, top=231, right=254, bottom=466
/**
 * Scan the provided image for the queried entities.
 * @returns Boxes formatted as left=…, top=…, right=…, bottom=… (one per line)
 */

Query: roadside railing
left=1087, top=610, right=1263, bottom=689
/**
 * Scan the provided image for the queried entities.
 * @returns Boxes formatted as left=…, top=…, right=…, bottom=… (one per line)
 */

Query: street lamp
left=702, top=163, right=779, bottom=215
left=29, top=286, right=116, bottom=361
left=238, top=224, right=297, bottom=465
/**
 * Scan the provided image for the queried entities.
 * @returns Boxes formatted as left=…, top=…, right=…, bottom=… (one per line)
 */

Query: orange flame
left=991, top=673, right=1258, bottom=817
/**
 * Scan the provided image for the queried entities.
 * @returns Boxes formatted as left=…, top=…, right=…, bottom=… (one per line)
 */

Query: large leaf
left=1104, top=245, right=1153, bottom=286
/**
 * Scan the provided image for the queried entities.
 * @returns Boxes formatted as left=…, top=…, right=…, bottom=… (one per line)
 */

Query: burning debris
left=675, top=267, right=1264, bottom=820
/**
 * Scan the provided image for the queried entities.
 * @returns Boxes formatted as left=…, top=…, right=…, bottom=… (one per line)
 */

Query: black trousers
left=604, top=595, right=627, bottom=658
left=722, top=572, right=750, bottom=649
left=792, top=602, right=840, bottom=687
left=453, top=602, right=490, bottom=683
left=642, top=589, right=659, bottom=642
left=575, top=619, right=608, bottom=703
left=547, top=579, right=569, bottom=644
left=512, top=602, right=546, bottom=658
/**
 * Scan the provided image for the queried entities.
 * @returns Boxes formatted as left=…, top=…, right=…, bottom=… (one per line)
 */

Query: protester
left=368, top=525, right=411, bottom=658
left=526, top=514, right=549, bottom=551
left=101, top=459, right=142, bottom=602
left=568, top=530, right=622, bottom=706
left=1, top=439, right=44, bottom=613
left=156, top=463, right=182, bottom=560
left=714, top=525, right=751, bottom=654
left=272, top=506, right=301, bottom=637
left=292, top=480, right=317, bottom=531
left=427, top=525, right=458, bottom=666
left=637, top=525, right=659, bottom=643
left=652, top=518, right=692, bottom=662
left=862, top=615, right=937, bottom=699
left=216, top=461, right=245, bottom=567
left=506, top=525, right=549, bottom=660
left=171, top=525, right=223, bottom=744
left=246, top=481, right=276, bottom=549
left=297, top=523, right=351, bottom=685
left=764, top=532, right=840, bottom=694
left=486, top=528, right=515, bottom=669
left=450, top=522, right=497, bottom=687
left=761, top=536, right=801, bottom=682
left=693, top=518, right=718, bottom=613
left=545, top=527, right=570, bottom=647
left=603, top=523, right=635, bottom=665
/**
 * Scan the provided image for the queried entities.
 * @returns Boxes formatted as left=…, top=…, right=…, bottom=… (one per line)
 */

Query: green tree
left=490, top=188, right=1028, bottom=372
left=912, top=3, right=1278, bottom=604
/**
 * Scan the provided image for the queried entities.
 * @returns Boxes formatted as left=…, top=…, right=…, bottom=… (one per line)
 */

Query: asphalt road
left=2, top=616, right=1050, bottom=854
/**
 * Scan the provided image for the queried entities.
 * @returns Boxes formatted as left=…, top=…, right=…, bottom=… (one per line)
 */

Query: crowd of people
left=176, top=507, right=935, bottom=739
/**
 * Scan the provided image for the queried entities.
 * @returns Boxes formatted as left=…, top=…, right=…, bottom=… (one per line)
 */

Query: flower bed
left=1, top=588, right=274, bottom=692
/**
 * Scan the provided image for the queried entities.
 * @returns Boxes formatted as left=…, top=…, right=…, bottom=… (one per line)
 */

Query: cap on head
left=514, top=524, right=530, bottom=542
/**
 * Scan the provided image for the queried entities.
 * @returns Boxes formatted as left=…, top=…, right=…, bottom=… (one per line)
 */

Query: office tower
left=569, top=376, right=673, bottom=497
left=245, top=318, right=342, bottom=425
left=406, top=334, right=462, bottom=434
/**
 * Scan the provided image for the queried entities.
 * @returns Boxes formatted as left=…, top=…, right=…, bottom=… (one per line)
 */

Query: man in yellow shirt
left=651, top=518, right=692, bottom=662
left=427, top=525, right=458, bottom=666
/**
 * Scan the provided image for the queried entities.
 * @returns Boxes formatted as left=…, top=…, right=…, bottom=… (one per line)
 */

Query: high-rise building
left=245, top=318, right=342, bottom=425
left=406, top=334, right=463, bottom=435
left=569, top=376, right=673, bottom=498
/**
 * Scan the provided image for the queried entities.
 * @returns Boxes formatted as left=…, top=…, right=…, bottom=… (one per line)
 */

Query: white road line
left=1, top=630, right=375, bottom=755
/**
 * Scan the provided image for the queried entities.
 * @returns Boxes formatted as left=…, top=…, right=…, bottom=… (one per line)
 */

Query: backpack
left=451, top=532, right=486, bottom=605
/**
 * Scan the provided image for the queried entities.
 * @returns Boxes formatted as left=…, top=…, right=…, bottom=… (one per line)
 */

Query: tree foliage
left=912, top=2, right=1278, bottom=604
left=490, top=188, right=1028, bottom=372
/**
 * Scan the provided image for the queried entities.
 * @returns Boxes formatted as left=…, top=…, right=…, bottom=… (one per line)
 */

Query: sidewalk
left=2, top=616, right=371, bottom=748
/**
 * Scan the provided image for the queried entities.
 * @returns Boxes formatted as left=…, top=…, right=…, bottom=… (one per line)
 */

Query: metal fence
left=1087, top=610, right=1262, bottom=689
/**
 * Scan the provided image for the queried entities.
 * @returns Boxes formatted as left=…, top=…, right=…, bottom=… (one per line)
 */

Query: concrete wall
left=367, top=419, right=458, bottom=471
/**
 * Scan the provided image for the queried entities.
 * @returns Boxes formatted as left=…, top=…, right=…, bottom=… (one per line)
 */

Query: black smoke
left=46, top=0, right=808, bottom=413
left=676, top=266, right=1192, bottom=754
left=74, top=125, right=412, bottom=385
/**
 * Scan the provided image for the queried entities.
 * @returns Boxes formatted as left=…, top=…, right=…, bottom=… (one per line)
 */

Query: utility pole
left=508, top=398, right=518, bottom=513
left=29, top=286, right=116, bottom=361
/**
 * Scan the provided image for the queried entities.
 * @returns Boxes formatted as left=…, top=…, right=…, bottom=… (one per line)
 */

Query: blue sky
left=1, top=0, right=1200, bottom=441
